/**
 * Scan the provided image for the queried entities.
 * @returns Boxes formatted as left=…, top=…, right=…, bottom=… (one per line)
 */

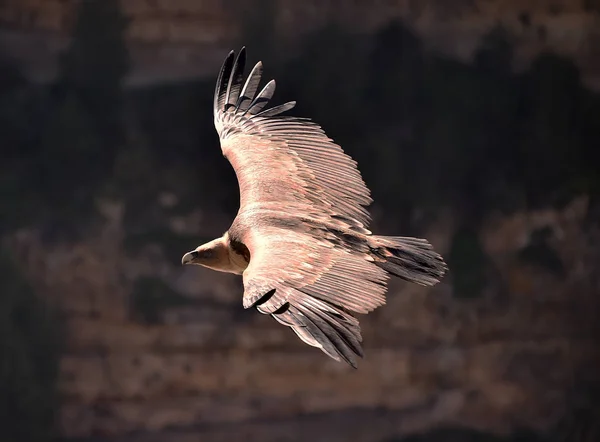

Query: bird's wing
left=239, top=222, right=389, bottom=368
left=212, top=48, right=387, bottom=367
left=213, top=47, right=373, bottom=228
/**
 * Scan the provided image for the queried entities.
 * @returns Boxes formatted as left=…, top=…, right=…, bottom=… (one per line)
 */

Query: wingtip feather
left=238, top=61, right=264, bottom=111
left=225, top=47, right=247, bottom=111
left=214, top=47, right=298, bottom=119
left=246, top=79, right=276, bottom=115
left=214, top=49, right=235, bottom=113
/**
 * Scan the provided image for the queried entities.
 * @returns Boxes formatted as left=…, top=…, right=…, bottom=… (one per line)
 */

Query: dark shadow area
left=382, top=427, right=546, bottom=442
left=0, top=247, right=64, bottom=442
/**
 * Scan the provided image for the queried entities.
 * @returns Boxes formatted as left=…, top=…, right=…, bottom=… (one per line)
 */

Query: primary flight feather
left=181, top=47, right=448, bottom=368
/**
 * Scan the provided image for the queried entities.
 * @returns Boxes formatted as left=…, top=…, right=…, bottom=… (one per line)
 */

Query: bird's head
left=181, top=237, right=229, bottom=270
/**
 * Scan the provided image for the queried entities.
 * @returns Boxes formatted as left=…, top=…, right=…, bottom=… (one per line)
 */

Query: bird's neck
left=202, top=234, right=247, bottom=275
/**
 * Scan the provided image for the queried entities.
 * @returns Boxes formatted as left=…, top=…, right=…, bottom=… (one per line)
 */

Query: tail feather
left=371, top=235, right=447, bottom=286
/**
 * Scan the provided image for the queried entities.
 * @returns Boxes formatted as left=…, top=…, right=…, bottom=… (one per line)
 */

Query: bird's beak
left=181, top=251, right=198, bottom=265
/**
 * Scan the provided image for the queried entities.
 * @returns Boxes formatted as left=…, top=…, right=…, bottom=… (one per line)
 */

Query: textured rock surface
left=5, top=196, right=599, bottom=441
left=1, top=0, right=600, bottom=88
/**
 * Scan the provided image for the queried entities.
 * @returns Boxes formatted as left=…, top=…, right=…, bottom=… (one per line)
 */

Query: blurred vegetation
left=0, top=248, right=63, bottom=442
left=1, top=0, right=129, bottom=235
left=447, top=227, right=489, bottom=299
left=1, top=1, right=126, bottom=440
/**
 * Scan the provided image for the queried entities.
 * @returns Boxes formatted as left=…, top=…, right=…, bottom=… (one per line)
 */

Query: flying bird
left=182, top=47, right=447, bottom=368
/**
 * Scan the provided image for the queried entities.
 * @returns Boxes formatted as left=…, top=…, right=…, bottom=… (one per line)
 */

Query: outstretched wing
left=213, top=47, right=373, bottom=228
left=241, top=223, right=389, bottom=368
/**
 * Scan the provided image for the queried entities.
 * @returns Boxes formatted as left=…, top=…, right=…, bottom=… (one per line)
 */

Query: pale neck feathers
left=183, top=233, right=248, bottom=274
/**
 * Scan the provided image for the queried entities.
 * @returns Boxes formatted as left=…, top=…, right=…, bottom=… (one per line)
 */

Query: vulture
left=181, top=47, right=447, bottom=368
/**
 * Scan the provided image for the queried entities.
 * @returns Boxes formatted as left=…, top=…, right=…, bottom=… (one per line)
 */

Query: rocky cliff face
left=1, top=0, right=600, bottom=88
left=5, top=196, right=598, bottom=441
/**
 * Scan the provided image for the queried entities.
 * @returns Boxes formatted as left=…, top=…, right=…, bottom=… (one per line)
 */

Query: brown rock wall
left=1, top=0, right=600, bottom=88
left=6, top=197, right=599, bottom=440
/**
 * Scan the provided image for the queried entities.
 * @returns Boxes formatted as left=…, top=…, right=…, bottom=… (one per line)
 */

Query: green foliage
left=35, top=94, right=103, bottom=218
left=0, top=248, right=63, bottom=442
left=0, top=59, right=46, bottom=233
left=447, top=227, right=489, bottom=299
left=130, top=276, right=194, bottom=325
left=57, top=0, right=130, bottom=144
left=517, top=54, right=586, bottom=207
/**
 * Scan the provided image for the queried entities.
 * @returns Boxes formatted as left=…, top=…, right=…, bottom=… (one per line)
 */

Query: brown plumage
left=181, top=47, right=448, bottom=368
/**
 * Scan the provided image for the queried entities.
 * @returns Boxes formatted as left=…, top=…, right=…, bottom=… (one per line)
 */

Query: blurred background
left=1, top=0, right=599, bottom=441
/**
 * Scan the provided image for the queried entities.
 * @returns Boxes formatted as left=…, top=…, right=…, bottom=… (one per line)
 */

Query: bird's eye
left=200, top=249, right=214, bottom=259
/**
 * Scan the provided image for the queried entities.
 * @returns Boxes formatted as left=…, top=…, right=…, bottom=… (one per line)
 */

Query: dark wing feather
left=225, top=49, right=246, bottom=111
left=257, top=101, right=297, bottom=117
left=214, top=50, right=235, bottom=112
left=246, top=79, right=276, bottom=115
left=237, top=61, right=263, bottom=111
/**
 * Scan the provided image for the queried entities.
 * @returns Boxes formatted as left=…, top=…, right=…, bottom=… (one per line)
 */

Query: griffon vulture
left=182, top=47, right=447, bottom=368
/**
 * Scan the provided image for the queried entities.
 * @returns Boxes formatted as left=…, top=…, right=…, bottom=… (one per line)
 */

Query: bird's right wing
left=212, top=47, right=373, bottom=228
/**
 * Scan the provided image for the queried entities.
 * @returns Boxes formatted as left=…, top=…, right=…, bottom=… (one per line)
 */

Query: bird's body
left=182, top=47, right=448, bottom=368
